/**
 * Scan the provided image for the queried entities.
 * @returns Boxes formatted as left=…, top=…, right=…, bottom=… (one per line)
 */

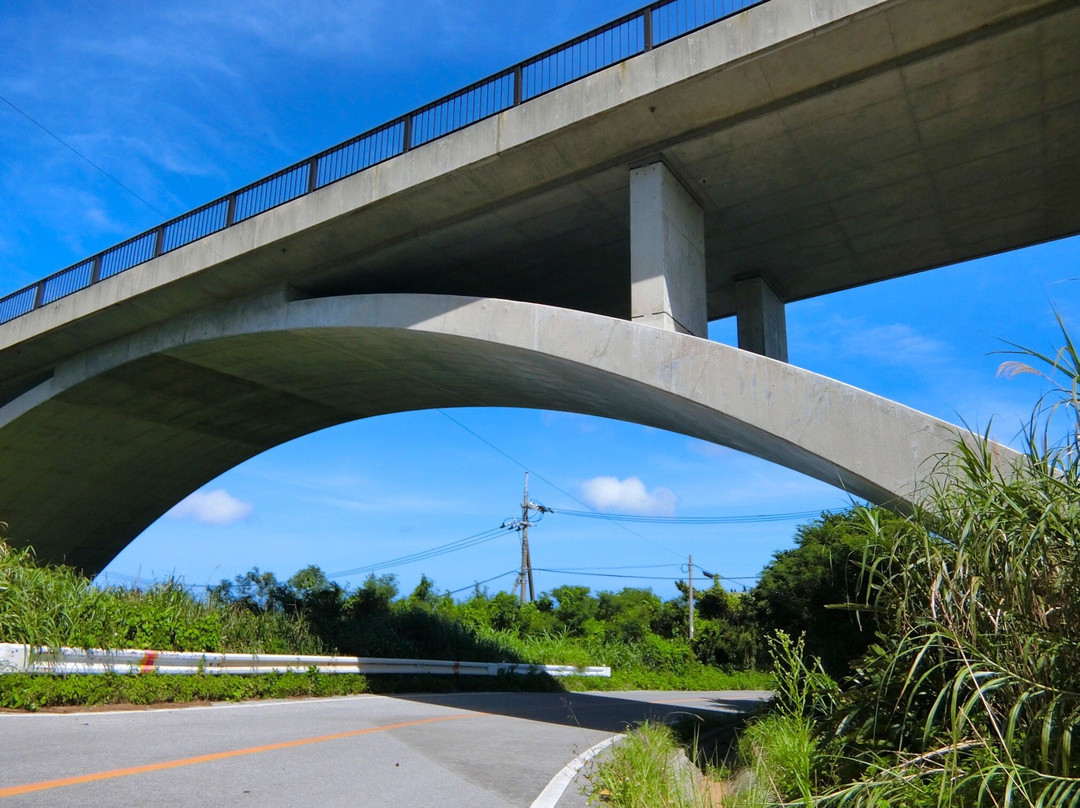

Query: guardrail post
left=32, top=282, right=45, bottom=310
left=514, top=65, right=523, bottom=105
left=402, top=116, right=413, bottom=152
left=307, top=157, right=319, bottom=193
left=90, top=255, right=102, bottom=284
left=643, top=7, right=654, bottom=50
left=226, top=193, right=237, bottom=226
left=152, top=226, right=165, bottom=258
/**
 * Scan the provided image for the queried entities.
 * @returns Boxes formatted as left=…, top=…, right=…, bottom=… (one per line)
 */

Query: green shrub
left=0, top=671, right=369, bottom=710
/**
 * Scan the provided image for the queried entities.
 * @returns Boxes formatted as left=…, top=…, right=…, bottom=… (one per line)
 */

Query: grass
left=474, top=625, right=772, bottom=692
left=564, top=668, right=772, bottom=693
left=816, top=320, right=1080, bottom=806
left=589, top=723, right=714, bottom=807
left=643, top=316, right=1080, bottom=808
left=0, top=671, right=370, bottom=711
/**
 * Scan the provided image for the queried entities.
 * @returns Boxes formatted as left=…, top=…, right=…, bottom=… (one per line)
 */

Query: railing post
left=307, top=157, right=319, bottom=193
left=402, top=116, right=413, bottom=152
left=152, top=226, right=165, bottom=258
left=514, top=65, right=523, bottom=106
left=643, top=7, right=654, bottom=51
left=90, top=255, right=102, bottom=284
left=33, top=282, right=45, bottom=310
left=226, top=193, right=237, bottom=226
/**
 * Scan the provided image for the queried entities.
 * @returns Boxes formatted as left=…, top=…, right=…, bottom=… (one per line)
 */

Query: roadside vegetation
left=0, top=460, right=891, bottom=708
left=590, top=320, right=1080, bottom=806
left=1, top=533, right=782, bottom=707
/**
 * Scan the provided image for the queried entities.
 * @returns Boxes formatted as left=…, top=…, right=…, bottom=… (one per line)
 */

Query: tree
left=212, top=567, right=287, bottom=613
left=596, top=588, right=662, bottom=642
left=550, top=585, right=597, bottom=634
left=751, top=508, right=901, bottom=676
left=287, top=565, right=333, bottom=598
left=407, top=574, right=439, bottom=608
left=345, top=573, right=398, bottom=616
left=488, top=591, right=522, bottom=632
left=692, top=582, right=756, bottom=668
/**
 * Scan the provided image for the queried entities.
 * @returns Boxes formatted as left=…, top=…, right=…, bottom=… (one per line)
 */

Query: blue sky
left=1, top=0, right=1076, bottom=600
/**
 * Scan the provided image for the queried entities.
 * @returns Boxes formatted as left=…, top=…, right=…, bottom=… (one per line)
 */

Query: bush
left=0, top=671, right=369, bottom=710
left=750, top=508, right=899, bottom=678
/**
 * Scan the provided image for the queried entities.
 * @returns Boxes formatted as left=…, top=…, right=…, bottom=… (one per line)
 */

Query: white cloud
left=167, top=489, right=253, bottom=526
left=580, top=476, right=677, bottom=516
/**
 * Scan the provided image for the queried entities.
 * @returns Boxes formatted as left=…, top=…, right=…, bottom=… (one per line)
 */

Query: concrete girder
left=0, top=292, right=983, bottom=573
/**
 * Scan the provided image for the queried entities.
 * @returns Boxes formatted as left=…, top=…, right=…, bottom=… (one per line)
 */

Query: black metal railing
left=0, top=0, right=767, bottom=327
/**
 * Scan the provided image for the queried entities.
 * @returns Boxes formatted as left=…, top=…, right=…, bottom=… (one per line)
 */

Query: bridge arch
left=0, top=292, right=965, bottom=573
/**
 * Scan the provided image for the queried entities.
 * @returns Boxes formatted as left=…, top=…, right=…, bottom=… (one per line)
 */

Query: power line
left=1, top=93, right=169, bottom=220
left=326, top=525, right=511, bottom=578
left=552, top=508, right=826, bottom=524
left=436, top=409, right=684, bottom=559
left=448, top=569, right=519, bottom=596
left=534, top=567, right=760, bottom=583
left=545, top=563, right=682, bottom=571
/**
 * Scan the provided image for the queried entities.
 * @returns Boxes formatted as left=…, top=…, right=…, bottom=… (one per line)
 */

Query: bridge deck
left=0, top=0, right=1078, bottom=401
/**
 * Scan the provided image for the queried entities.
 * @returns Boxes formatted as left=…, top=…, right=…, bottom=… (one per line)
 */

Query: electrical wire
left=542, top=563, right=682, bottom=572
left=327, top=525, right=512, bottom=578
left=552, top=508, right=826, bottom=524
left=534, top=567, right=759, bottom=584
left=448, top=569, right=519, bottom=596
left=1, top=93, right=169, bottom=220
left=436, top=409, right=685, bottom=559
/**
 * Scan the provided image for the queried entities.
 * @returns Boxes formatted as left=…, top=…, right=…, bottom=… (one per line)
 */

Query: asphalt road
left=0, top=689, right=769, bottom=806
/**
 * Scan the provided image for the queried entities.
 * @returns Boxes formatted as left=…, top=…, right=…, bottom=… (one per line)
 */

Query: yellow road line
left=0, top=713, right=468, bottom=799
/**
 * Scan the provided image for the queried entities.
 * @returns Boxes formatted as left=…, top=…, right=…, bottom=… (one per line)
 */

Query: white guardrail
left=0, top=643, right=609, bottom=678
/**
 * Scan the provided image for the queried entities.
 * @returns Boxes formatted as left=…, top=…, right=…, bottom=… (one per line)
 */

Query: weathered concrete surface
left=631, top=161, right=707, bottom=337
left=0, top=293, right=973, bottom=573
left=1, top=0, right=1078, bottom=405
left=736, top=276, right=788, bottom=362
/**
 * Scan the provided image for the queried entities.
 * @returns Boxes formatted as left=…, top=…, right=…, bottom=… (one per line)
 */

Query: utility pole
left=520, top=473, right=534, bottom=603
left=509, top=473, right=550, bottom=604
left=688, top=553, right=695, bottom=640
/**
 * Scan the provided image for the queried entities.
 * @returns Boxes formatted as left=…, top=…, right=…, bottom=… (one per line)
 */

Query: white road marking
left=530, top=733, right=625, bottom=808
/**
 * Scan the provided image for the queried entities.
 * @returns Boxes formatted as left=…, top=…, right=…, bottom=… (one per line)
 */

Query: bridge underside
left=2, top=0, right=1078, bottom=406
left=0, top=293, right=967, bottom=574
left=239, top=0, right=1080, bottom=320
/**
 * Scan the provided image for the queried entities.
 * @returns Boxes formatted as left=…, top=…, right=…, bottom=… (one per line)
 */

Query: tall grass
left=0, top=543, right=322, bottom=654
left=590, top=723, right=713, bottom=808
left=0, top=542, right=94, bottom=648
left=821, top=318, right=1080, bottom=806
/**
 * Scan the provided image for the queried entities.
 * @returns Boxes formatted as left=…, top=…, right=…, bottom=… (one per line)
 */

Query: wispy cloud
left=686, top=439, right=730, bottom=458
left=580, top=475, right=677, bottom=516
left=844, top=322, right=947, bottom=365
left=303, top=493, right=464, bottom=514
left=167, top=489, right=253, bottom=525
left=802, top=316, right=948, bottom=367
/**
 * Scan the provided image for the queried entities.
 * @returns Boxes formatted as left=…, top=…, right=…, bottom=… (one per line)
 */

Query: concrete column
left=630, top=162, right=707, bottom=338
left=736, top=276, right=788, bottom=362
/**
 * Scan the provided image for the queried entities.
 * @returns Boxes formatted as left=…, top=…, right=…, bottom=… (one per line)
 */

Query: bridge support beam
left=736, top=276, right=788, bottom=362
left=630, top=162, right=706, bottom=338
left=0, top=292, right=1003, bottom=573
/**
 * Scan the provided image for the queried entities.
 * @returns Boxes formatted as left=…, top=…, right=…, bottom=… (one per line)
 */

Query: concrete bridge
left=0, top=0, right=1076, bottom=572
